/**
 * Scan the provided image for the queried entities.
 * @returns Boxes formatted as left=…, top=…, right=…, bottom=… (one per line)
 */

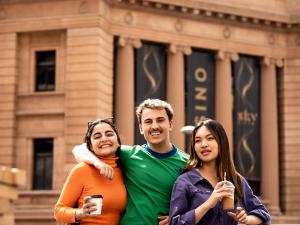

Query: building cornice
left=111, top=0, right=300, bottom=33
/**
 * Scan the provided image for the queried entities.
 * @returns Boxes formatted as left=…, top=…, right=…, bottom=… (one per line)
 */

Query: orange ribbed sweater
left=54, top=157, right=127, bottom=225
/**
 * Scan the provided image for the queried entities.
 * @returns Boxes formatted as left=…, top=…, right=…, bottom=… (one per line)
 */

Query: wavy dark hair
left=84, top=118, right=121, bottom=154
left=186, top=118, right=243, bottom=202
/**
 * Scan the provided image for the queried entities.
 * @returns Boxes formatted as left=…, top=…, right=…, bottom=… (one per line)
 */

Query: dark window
left=35, top=50, right=56, bottom=92
left=33, top=138, right=53, bottom=190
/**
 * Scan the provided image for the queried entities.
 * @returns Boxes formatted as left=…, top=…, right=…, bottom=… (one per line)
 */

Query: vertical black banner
left=233, top=56, right=261, bottom=195
left=185, top=49, right=215, bottom=126
left=135, top=42, right=167, bottom=145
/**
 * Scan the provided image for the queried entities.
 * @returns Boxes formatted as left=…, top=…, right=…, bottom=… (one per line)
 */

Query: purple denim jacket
left=169, top=168, right=271, bottom=225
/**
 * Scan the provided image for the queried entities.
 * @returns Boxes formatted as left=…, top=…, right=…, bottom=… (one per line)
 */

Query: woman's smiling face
left=90, top=122, right=120, bottom=157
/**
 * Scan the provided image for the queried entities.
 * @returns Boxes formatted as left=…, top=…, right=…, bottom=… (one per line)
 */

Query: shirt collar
left=188, top=168, right=206, bottom=185
left=144, top=144, right=177, bottom=159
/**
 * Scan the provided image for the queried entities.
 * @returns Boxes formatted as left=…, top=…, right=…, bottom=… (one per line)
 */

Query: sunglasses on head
left=87, top=117, right=114, bottom=128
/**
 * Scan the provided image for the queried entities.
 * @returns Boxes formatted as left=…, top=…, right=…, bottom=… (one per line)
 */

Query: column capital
left=169, top=44, right=192, bottom=55
left=216, top=51, right=239, bottom=61
left=118, top=36, right=142, bottom=48
left=262, top=57, right=284, bottom=67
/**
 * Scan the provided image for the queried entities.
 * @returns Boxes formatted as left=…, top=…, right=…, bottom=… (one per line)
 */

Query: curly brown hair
left=135, top=99, right=174, bottom=124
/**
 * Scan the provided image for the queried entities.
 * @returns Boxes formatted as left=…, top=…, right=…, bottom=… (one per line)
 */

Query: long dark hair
left=186, top=118, right=243, bottom=201
left=84, top=118, right=121, bottom=154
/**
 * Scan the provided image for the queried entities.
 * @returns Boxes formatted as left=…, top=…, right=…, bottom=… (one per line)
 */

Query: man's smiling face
left=139, top=108, right=173, bottom=151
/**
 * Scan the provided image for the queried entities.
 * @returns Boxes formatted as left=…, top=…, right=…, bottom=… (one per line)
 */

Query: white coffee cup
left=89, top=195, right=103, bottom=215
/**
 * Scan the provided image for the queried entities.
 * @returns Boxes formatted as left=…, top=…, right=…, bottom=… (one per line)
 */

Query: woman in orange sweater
left=54, top=118, right=127, bottom=225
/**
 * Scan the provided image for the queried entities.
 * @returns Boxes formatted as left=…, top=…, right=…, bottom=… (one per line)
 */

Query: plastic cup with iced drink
left=89, top=195, right=103, bottom=215
left=222, top=172, right=235, bottom=211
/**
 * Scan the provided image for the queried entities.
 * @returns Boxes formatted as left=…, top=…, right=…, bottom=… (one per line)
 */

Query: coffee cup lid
left=225, top=181, right=235, bottom=188
left=90, top=194, right=103, bottom=198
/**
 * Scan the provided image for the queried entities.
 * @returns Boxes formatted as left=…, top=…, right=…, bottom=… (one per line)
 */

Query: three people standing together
left=54, top=99, right=270, bottom=225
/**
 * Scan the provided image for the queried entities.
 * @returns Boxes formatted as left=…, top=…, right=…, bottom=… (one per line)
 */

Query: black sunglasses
left=87, top=117, right=114, bottom=128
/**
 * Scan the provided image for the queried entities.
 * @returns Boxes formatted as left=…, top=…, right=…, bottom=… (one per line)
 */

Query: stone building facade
left=0, top=0, right=300, bottom=224
left=0, top=166, right=26, bottom=225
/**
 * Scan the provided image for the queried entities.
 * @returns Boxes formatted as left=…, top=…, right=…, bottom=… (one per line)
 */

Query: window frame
left=30, top=47, right=58, bottom=93
left=32, top=138, right=54, bottom=190
left=34, top=50, right=56, bottom=92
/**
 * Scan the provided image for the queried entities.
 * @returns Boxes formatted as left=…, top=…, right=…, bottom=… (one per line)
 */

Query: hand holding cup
left=75, top=195, right=102, bottom=221
left=206, top=181, right=228, bottom=208
left=89, top=195, right=103, bottom=215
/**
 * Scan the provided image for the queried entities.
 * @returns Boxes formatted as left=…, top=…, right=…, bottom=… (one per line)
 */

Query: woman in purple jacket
left=169, top=119, right=271, bottom=225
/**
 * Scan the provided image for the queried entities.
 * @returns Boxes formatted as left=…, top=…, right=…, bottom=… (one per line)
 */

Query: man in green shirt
left=73, top=99, right=188, bottom=225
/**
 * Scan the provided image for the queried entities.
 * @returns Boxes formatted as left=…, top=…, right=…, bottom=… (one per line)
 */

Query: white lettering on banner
left=193, top=67, right=208, bottom=124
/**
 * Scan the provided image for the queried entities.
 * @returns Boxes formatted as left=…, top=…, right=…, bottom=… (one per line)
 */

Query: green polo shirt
left=119, top=144, right=188, bottom=225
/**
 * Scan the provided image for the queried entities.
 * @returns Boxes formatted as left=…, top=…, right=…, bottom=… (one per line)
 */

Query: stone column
left=215, top=51, right=239, bottom=153
left=115, top=37, right=141, bottom=146
left=0, top=33, right=17, bottom=168
left=261, top=57, right=282, bottom=215
left=65, top=27, right=114, bottom=162
left=167, top=44, right=191, bottom=150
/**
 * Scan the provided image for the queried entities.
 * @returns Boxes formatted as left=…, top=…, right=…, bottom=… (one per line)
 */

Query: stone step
left=15, top=190, right=60, bottom=206
left=271, top=215, right=300, bottom=224
left=15, top=207, right=54, bottom=220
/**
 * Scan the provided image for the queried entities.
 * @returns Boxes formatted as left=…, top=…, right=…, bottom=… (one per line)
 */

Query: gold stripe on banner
left=233, top=56, right=261, bottom=195
left=135, top=42, right=167, bottom=145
